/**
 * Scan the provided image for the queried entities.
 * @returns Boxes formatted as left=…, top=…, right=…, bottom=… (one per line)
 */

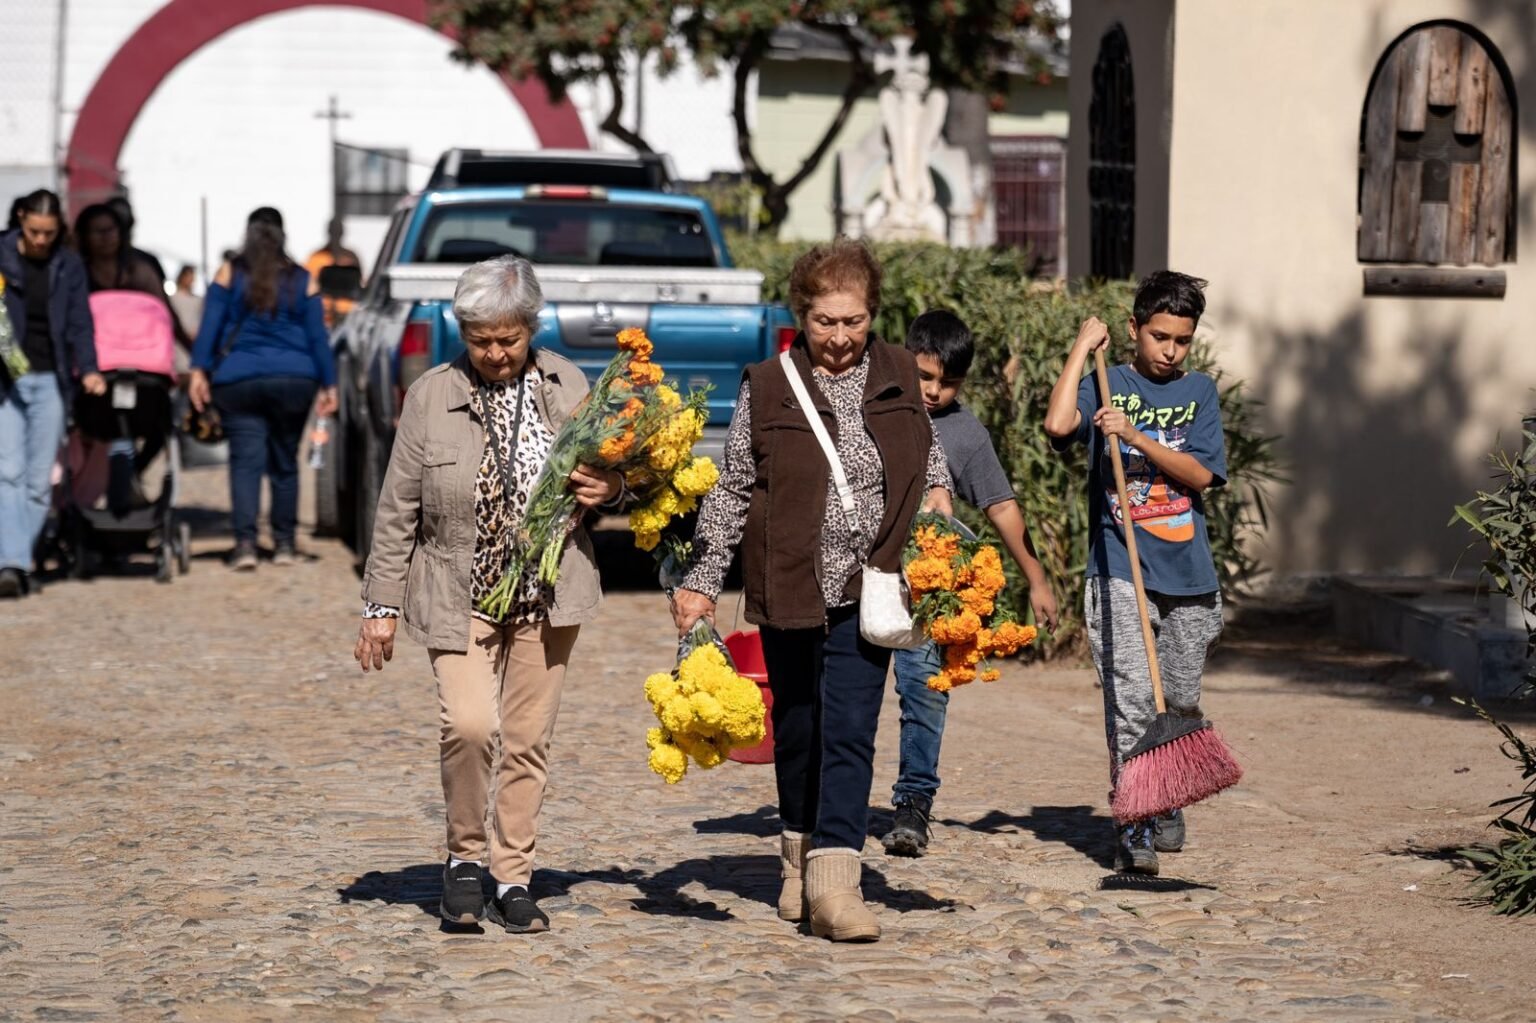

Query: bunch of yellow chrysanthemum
left=644, top=623, right=767, bottom=783
left=626, top=393, right=718, bottom=553
left=904, top=512, right=1037, bottom=692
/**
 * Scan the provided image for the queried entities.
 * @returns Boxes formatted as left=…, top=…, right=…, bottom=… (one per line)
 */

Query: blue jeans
left=760, top=604, right=893, bottom=850
left=892, top=640, right=948, bottom=805
left=0, top=373, right=66, bottom=571
left=214, top=376, right=317, bottom=548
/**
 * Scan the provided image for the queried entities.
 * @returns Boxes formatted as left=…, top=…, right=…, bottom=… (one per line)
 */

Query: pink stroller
left=62, top=290, right=190, bottom=581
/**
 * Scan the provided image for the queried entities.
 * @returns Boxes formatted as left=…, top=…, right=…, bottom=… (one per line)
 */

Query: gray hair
left=452, top=255, right=543, bottom=332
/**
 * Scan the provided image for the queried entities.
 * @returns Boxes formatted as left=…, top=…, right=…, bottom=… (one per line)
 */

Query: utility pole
left=314, top=94, right=352, bottom=224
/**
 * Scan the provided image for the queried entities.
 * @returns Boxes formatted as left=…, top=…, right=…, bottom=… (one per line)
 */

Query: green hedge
left=728, top=234, right=1283, bottom=656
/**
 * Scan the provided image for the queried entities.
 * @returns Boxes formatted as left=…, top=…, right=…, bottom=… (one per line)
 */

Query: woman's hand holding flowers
left=671, top=587, right=716, bottom=635
left=567, top=463, right=622, bottom=509
left=922, top=487, right=954, bottom=517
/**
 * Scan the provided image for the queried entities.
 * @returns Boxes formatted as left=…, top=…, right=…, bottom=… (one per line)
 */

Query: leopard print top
left=363, top=366, right=555, bottom=626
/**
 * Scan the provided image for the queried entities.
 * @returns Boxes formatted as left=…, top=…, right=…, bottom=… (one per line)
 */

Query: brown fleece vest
left=740, top=337, right=932, bottom=630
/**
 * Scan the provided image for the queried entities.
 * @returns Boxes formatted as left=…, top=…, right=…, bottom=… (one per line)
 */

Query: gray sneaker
left=272, top=544, right=297, bottom=566
left=1152, top=809, right=1186, bottom=852
left=1114, top=821, right=1160, bottom=875
left=230, top=544, right=258, bottom=571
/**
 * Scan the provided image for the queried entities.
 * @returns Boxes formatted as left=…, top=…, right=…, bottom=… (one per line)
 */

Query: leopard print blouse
left=363, top=366, right=555, bottom=626
left=682, top=347, right=951, bottom=607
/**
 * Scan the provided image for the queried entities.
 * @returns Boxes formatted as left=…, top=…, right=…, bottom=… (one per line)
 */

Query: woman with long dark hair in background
left=0, top=189, right=104, bottom=597
left=188, top=207, right=337, bottom=569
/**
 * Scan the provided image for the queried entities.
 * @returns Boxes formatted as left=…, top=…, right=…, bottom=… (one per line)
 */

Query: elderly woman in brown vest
left=352, top=255, right=622, bottom=934
left=672, top=239, right=952, bottom=942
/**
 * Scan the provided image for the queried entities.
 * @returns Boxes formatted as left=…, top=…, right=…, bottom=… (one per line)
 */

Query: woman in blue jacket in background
left=188, top=207, right=337, bottom=570
left=0, top=189, right=105, bottom=598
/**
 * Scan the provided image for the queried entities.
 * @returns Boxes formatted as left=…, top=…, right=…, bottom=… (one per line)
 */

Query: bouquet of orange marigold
left=479, top=326, right=717, bottom=620
left=643, top=619, right=767, bottom=783
left=904, top=512, right=1038, bottom=693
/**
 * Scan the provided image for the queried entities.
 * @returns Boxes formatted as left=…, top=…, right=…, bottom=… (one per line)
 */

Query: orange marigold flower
left=946, top=663, right=978, bottom=686
left=930, top=610, right=982, bottom=646
left=629, top=359, right=664, bottom=386
left=620, top=396, right=645, bottom=420
left=957, top=587, right=995, bottom=618
left=926, top=671, right=954, bottom=693
left=905, top=556, right=955, bottom=595
left=617, top=327, right=653, bottom=356
left=597, top=429, right=636, bottom=463
left=985, top=621, right=1038, bottom=657
left=980, top=668, right=1001, bottom=683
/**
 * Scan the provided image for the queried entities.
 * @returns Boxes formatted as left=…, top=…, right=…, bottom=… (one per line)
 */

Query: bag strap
left=213, top=270, right=250, bottom=369
left=779, top=350, right=858, bottom=533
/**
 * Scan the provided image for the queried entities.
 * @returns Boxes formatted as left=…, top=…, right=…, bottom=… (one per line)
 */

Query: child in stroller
left=63, top=290, right=190, bottom=581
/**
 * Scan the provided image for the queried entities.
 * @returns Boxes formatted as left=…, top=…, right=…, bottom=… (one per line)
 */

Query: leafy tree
left=431, top=1, right=1063, bottom=229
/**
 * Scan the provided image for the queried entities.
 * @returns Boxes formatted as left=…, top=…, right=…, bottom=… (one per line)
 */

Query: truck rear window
left=414, top=202, right=717, bottom=267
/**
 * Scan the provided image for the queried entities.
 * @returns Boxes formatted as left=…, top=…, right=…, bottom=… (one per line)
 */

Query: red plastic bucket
left=724, top=630, right=774, bottom=764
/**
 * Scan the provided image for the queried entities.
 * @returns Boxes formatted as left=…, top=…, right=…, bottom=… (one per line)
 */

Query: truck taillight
left=396, top=321, right=431, bottom=413
left=776, top=325, right=798, bottom=353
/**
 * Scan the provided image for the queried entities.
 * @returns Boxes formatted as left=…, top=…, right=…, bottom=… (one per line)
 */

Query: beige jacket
left=360, top=349, right=603, bottom=651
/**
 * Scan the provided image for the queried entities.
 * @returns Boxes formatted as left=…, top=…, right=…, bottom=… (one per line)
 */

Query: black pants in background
left=213, top=375, right=317, bottom=549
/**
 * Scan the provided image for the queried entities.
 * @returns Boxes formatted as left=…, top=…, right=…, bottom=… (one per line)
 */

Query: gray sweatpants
left=1084, top=576, right=1223, bottom=787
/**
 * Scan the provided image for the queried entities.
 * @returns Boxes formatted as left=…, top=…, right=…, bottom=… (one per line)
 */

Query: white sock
left=496, top=882, right=527, bottom=899
left=449, top=856, right=480, bottom=869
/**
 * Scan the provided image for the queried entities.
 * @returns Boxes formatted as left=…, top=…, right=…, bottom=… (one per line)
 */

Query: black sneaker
left=1152, top=809, right=1186, bottom=852
left=440, top=859, right=486, bottom=924
left=0, top=568, right=23, bottom=598
left=883, top=795, right=933, bottom=857
left=486, top=885, right=549, bottom=933
left=1114, top=821, right=1160, bottom=875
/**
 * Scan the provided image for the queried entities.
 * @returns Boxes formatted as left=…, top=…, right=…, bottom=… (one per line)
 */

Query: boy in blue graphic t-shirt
left=1044, top=271, right=1228, bottom=876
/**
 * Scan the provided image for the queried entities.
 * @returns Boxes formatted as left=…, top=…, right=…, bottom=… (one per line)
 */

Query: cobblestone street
left=1, top=470, right=1531, bottom=1022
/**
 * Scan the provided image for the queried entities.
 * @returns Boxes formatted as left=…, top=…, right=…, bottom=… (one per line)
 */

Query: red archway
left=66, top=0, right=588, bottom=204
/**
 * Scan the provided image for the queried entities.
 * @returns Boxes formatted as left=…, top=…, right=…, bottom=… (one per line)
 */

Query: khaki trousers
left=430, top=617, right=578, bottom=885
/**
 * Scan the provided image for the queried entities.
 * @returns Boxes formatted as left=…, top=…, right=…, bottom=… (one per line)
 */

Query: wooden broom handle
left=1093, top=350, right=1167, bottom=713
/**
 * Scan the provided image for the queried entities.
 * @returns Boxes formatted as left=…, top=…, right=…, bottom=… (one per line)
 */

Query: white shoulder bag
left=779, top=351, right=925, bottom=649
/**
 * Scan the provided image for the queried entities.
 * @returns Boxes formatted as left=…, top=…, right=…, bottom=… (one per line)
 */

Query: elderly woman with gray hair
left=352, top=255, right=622, bottom=934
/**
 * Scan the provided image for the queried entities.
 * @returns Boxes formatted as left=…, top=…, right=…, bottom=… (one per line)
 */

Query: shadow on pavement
left=1098, top=874, right=1215, bottom=893
left=692, top=804, right=781, bottom=837
left=946, top=805, right=1117, bottom=870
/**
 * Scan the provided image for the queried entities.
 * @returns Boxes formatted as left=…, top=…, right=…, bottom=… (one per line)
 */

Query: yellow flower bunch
left=903, top=512, right=1038, bottom=692
left=644, top=634, right=767, bottom=784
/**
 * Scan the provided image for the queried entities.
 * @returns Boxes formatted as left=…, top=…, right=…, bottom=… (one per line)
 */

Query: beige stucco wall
left=1066, top=0, right=1175, bottom=280
left=1167, top=0, right=1535, bottom=577
left=757, top=59, right=1069, bottom=241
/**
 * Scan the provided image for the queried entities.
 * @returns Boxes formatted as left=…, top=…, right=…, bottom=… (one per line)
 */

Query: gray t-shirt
left=932, top=401, right=1014, bottom=511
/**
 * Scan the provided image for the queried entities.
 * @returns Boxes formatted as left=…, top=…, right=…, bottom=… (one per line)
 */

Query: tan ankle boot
left=778, top=831, right=809, bottom=921
left=805, top=848, right=880, bottom=942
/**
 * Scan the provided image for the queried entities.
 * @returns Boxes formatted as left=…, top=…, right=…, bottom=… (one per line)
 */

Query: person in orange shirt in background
left=304, top=218, right=362, bottom=329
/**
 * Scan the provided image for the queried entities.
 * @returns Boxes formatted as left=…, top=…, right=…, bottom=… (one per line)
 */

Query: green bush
left=1455, top=695, right=1536, bottom=916
left=728, top=234, right=1283, bottom=656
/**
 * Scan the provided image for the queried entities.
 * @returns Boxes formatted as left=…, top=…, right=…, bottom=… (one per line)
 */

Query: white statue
left=872, top=38, right=950, bottom=240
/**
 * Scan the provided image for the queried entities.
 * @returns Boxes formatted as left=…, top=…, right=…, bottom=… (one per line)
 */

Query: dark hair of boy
left=1132, top=270, right=1208, bottom=327
left=905, top=309, right=975, bottom=378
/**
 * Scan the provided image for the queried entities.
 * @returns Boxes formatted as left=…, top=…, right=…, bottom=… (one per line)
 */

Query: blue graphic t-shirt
left=1055, top=364, right=1227, bottom=596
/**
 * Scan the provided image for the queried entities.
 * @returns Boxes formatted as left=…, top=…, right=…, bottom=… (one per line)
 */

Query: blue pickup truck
left=318, top=150, right=796, bottom=554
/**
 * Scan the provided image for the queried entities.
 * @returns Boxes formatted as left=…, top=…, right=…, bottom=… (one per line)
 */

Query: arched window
left=1089, top=24, right=1135, bottom=279
left=1359, top=23, right=1515, bottom=266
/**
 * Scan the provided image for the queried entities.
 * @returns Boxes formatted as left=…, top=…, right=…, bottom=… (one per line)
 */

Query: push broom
left=1093, top=349, right=1242, bottom=823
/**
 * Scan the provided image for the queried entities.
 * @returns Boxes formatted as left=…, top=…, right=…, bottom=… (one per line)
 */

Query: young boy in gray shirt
left=884, top=311, right=1059, bottom=857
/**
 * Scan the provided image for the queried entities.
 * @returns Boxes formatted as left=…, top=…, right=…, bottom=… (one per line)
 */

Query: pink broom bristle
left=1111, top=727, right=1243, bottom=822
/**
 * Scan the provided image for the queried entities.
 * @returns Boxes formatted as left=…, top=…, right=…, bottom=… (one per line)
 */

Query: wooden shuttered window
left=1359, top=24, right=1514, bottom=265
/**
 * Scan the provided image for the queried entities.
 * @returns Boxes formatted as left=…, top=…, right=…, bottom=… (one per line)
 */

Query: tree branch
left=600, top=55, right=656, bottom=154
left=777, top=24, right=875, bottom=197
left=732, top=34, right=774, bottom=194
